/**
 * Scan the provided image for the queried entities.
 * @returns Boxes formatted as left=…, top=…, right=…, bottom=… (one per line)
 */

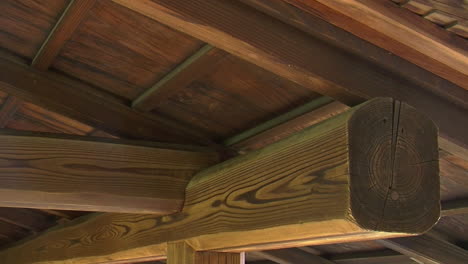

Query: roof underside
left=0, top=0, right=466, bottom=263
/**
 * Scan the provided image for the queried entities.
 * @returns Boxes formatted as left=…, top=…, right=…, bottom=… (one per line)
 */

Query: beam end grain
left=348, top=98, right=440, bottom=233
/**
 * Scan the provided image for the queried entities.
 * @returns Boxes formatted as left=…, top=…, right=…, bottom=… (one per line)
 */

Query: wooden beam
left=0, top=52, right=214, bottom=145
left=378, top=234, right=468, bottom=264
left=168, top=242, right=244, bottom=264
left=0, top=130, right=218, bottom=213
left=132, top=45, right=227, bottom=112
left=112, top=0, right=468, bottom=148
left=251, top=248, right=335, bottom=264
left=0, top=98, right=440, bottom=264
left=283, top=0, right=468, bottom=91
left=32, top=0, right=97, bottom=70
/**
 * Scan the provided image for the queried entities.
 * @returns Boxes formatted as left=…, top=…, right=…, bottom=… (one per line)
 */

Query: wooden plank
left=168, top=242, right=244, bottom=264
left=283, top=0, right=468, bottom=91
left=112, top=0, right=363, bottom=105
left=112, top=0, right=468, bottom=148
left=133, top=45, right=228, bottom=112
left=0, top=52, right=214, bottom=145
left=0, top=130, right=219, bottom=213
left=0, top=208, right=56, bottom=233
left=0, top=96, right=20, bottom=128
left=32, top=0, right=97, bottom=70
left=0, top=98, right=441, bottom=264
left=378, top=234, right=468, bottom=264
left=251, top=248, right=335, bottom=264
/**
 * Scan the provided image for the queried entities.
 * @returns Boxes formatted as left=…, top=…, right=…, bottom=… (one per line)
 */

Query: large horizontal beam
left=0, top=52, right=214, bottom=145
left=0, top=98, right=440, bottom=264
left=0, top=130, right=218, bottom=213
left=112, top=0, right=468, bottom=148
left=283, top=0, right=468, bottom=91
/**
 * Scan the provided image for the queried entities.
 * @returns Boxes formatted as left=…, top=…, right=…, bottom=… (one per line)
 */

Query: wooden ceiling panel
left=439, top=150, right=468, bottom=201
left=312, top=241, right=386, bottom=255
left=153, top=54, right=320, bottom=140
left=52, top=0, right=204, bottom=100
left=6, top=102, right=93, bottom=135
left=0, top=0, right=68, bottom=59
left=435, top=214, right=468, bottom=243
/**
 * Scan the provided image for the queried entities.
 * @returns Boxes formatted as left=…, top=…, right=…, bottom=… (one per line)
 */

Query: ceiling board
left=52, top=0, right=204, bottom=100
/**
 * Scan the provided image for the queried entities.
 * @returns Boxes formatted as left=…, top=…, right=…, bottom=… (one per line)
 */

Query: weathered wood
left=32, top=0, right=97, bottom=70
left=0, top=52, right=214, bottom=144
left=168, top=242, right=244, bottom=264
left=284, top=0, right=468, bottom=91
left=133, top=45, right=228, bottom=112
left=0, top=130, right=219, bottom=213
left=0, top=98, right=440, bottom=264
left=378, top=234, right=468, bottom=264
left=251, top=248, right=335, bottom=264
left=112, top=0, right=468, bottom=148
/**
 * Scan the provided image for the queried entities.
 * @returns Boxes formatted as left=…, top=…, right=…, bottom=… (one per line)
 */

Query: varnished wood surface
left=32, top=0, right=97, bottom=70
left=0, top=0, right=68, bottom=59
left=0, top=131, right=219, bottom=213
left=0, top=98, right=440, bottom=263
left=285, top=0, right=468, bottom=91
left=53, top=0, right=204, bottom=100
left=0, top=52, right=214, bottom=144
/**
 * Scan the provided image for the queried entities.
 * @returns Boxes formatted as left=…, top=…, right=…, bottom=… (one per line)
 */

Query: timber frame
left=0, top=0, right=467, bottom=263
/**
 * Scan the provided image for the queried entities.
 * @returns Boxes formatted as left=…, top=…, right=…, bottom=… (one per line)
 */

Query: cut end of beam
left=348, top=98, right=440, bottom=234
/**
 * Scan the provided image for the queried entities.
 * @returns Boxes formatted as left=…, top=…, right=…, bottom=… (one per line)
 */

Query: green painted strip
left=223, top=96, right=334, bottom=146
left=32, top=0, right=76, bottom=66
left=132, top=44, right=214, bottom=109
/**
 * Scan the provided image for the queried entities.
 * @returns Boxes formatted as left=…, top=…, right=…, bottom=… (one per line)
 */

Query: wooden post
left=0, top=98, right=440, bottom=264
left=168, top=242, right=244, bottom=264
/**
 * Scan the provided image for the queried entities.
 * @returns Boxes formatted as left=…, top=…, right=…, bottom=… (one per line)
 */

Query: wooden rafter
left=168, top=242, right=244, bottom=264
left=0, top=98, right=440, bottom=264
left=112, top=0, right=468, bottom=148
left=0, top=52, right=214, bottom=145
left=32, top=0, right=97, bottom=70
left=132, top=44, right=228, bottom=112
left=251, top=248, right=335, bottom=264
left=378, top=234, right=468, bottom=264
left=283, top=0, right=468, bottom=91
left=0, top=96, right=20, bottom=128
left=0, top=130, right=218, bottom=213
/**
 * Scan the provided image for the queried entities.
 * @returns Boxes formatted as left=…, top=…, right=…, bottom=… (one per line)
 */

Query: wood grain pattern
left=53, top=0, right=204, bottom=100
left=0, top=130, right=219, bottom=213
left=378, top=234, right=468, bottom=264
left=112, top=0, right=363, bottom=105
left=168, top=242, right=244, bottom=264
left=0, top=0, right=68, bottom=59
left=284, top=0, right=468, bottom=91
left=153, top=53, right=320, bottom=140
left=115, top=0, right=468, bottom=148
left=133, top=45, right=228, bottom=112
left=0, top=98, right=440, bottom=264
left=32, top=0, right=97, bottom=70
left=0, top=52, right=214, bottom=144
